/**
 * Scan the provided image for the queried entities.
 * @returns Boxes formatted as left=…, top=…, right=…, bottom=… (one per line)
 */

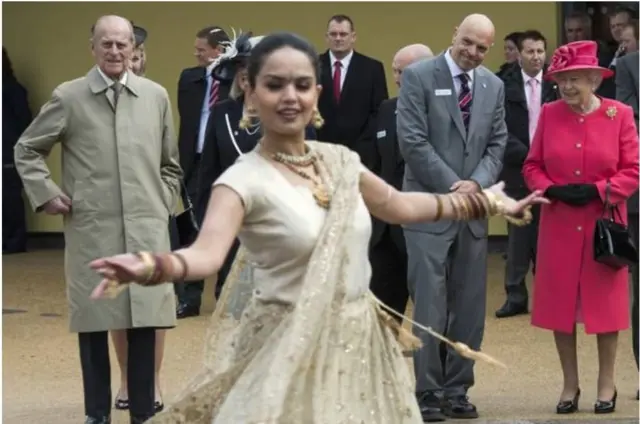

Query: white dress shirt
left=197, top=61, right=218, bottom=154
left=444, top=49, right=474, bottom=95
left=97, top=66, right=128, bottom=87
left=329, top=50, right=354, bottom=91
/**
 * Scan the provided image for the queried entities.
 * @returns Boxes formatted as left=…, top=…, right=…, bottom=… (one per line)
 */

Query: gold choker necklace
left=267, top=144, right=331, bottom=209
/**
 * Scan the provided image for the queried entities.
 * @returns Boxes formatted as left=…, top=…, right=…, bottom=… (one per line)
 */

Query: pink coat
left=523, top=98, right=639, bottom=334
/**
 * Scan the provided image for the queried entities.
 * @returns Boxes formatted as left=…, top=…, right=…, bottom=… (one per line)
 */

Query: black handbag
left=593, top=181, right=638, bottom=269
left=174, top=180, right=200, bottom=247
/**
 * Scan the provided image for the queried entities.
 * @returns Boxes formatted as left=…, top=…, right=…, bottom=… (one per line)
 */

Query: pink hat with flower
left=545, top=40, right=613, bottom=80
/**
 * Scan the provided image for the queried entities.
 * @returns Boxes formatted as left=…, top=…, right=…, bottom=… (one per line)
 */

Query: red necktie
left=208, top=78, right=220, bottom=110
left=333, top=61, right=342, bottom=103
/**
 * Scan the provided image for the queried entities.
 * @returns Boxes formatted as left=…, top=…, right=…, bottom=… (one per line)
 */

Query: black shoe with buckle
left=443, top=395, right=478, bottom=419
left=594, top=388, right=617, bottom=414
left=556, top=388, right=580, bottom=414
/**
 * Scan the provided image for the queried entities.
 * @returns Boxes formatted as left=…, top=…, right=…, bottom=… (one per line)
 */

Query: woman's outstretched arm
left=170, top=185, right=244, bottom=280
left=360, top=167, right=544, bottom=224
left=89, top=185, right=243, bottom=294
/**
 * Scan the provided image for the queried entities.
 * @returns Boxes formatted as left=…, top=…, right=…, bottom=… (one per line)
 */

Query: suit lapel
left=434, top=56, right=466, bottom=138
left=541, top=79, right=557, bottom=104
left=339, top=53, right=358, bottom=104
left=468, top=68, right=489, bottom=140
left=320, top=52, right=333, bottom=103
left=379, top=99, right=399, bottom=166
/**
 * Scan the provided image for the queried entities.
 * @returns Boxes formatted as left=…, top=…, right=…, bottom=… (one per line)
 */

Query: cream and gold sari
left=150, top=142, right=422, bottom=423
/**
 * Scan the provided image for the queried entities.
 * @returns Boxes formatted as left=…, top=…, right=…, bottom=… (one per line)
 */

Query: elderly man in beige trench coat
left=14, top=15, right=182, bottom=424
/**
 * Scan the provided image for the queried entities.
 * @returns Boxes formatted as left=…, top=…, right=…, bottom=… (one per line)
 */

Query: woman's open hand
left=88, top=254, right=147, bottom=299
left=487, top=181, right=550, bottom=217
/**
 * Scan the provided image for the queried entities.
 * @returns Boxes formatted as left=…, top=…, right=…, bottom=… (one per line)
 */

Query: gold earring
left=239, top=105, right=256, bottom=130
left=312, top=108, right=324, bottom=129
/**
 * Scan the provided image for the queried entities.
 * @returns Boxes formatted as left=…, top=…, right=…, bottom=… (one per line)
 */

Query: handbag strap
left=602, top=180, right=624, bottom=222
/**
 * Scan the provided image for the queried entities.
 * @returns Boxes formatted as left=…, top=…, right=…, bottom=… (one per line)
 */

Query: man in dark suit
left=370, top=43, right=433, bottom=318
left=317, top=14, right=388, bottom=169
left=2, top=47, right=32, bottom=254
left=175, top=25, right=230, bottom=319
left=615, top=50, right=639, bottom=383
left=495, top=30, right=559, bottom=319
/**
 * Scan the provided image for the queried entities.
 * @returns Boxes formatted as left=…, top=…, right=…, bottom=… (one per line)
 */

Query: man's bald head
left=392, top=44, right=434, bottom=87
left=451, top=14, right=496, bottom=71
left=91, top=15, right=134, bottom=79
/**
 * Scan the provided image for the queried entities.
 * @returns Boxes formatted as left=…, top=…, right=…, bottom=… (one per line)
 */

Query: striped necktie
left=208, top=77, right=220, bottom=110
left=458, top=73, right=472, bottom=130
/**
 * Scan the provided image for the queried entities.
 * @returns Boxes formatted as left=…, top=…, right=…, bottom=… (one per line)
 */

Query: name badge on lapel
left=376, top=130, right=387, bottom=139
left=435, top=89, right=452, bottom=96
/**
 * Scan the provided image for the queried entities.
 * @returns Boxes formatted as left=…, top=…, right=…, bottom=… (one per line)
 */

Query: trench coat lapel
left=87, top=67, right=139, bottom=112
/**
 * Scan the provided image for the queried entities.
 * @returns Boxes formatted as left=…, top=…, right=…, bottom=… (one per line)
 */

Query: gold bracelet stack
left=437, top=190, right=532, bottom=226
left=104, top=251, right=190, bottom=297
left=443, top=192, right=498, bottom=221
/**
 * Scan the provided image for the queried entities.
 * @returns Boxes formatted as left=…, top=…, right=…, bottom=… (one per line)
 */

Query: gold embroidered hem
left=150, top=296, right=421, bottom=423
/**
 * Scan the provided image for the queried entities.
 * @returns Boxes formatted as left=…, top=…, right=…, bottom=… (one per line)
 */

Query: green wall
left=3, top=1, right=558, bottom=234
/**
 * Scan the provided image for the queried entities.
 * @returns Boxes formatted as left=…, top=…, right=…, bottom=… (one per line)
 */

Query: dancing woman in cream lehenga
left=89, top=32, right=545, bottom=424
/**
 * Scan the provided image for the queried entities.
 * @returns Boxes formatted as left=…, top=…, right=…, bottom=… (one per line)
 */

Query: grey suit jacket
left=615, top=51, right=639, bottom=214
left=397, top=53, right=507, bottom=237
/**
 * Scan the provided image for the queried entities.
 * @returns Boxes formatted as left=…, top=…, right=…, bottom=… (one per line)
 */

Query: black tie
left=457, top=74, right=472, bottom=130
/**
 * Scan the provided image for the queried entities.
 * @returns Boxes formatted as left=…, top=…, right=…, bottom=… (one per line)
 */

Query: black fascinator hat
left=132, top=23, right=148, bottom=48
left=212, top=29, right=263, bottom=83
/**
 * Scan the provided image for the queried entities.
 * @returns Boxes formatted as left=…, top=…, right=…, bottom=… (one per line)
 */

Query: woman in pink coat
left=523, top=40, right=639, bottom=415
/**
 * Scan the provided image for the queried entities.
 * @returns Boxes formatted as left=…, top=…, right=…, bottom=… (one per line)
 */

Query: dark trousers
left=174, top=157, right=207, bottom=306
left=3, top=168, right=27, bottom=253
left=503, top=205, right=540, bottom=305
left=629, top=212, right=638, bottom=368
left=369, top=229, right=409, bottom=320
left=79, top=328, right=155, bottom=419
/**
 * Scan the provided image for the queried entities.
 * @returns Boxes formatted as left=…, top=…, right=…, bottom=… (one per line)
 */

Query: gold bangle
left=136, top=251, right=156, bottom=283
left=434, top=194, right=443, bottom=221
left=482, top=191, right=501, bottom=216
left=458, top=195, right=472, bottom=220
left=467, top=194, right=484, bottom=220
left=448, top=195, right=461, bottom=220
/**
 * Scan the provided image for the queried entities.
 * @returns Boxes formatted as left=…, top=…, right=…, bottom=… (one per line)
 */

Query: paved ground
left=3, top=250, right=638, bottom=423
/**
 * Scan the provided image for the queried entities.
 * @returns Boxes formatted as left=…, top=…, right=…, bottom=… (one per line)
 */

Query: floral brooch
left=606, top=106, right=617, bottom=120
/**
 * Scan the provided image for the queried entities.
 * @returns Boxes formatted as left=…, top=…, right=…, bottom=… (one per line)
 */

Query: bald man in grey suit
left=397, top=14, right=507, bottom=421
left=615, top=50, right=639, bottom=378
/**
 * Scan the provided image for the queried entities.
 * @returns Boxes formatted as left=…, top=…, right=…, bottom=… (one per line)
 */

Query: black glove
left=545, top=184, right=598, bottom=206
left=566, top=184, right=599, bottom=205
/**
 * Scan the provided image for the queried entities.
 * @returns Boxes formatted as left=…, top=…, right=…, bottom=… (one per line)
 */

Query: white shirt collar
left=205, top=60, right=217, bottom=77
left=329, top=50, right=354, bottom=69
left=97, top=66, right=128, bottom=87
left=521, top=69, right=543, bottom=85
left=444, top=49, right=473, bottom=83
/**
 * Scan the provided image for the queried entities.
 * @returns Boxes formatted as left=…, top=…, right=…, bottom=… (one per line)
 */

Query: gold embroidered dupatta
left=150, top=142, right=366, bottom=423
